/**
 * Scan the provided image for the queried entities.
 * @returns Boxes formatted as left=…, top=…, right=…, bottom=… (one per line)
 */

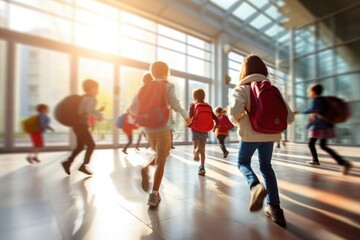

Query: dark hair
left=192, top=88, right=205, bottom=101
left=309, top=84, right=323, bottom=95
left=82, top=79, right=98, bottom=93
left=214, top=107, right=223, bottom=114
left=239, top=54, right=268, bottom=80
left=143, top=73, right=152, bottom=85
left=36, top=104, right=48, bottom=113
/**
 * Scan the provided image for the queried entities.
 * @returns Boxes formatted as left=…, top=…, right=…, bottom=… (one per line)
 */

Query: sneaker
left=342, top=162, right=353, bottom=175
left=249, top=184, right=267, bottom=211
left=62, top=161, right=72, bottom=175
left=122, top=149, right=128, bottom=154
left=264, top=205, right=287, bottom=227
left=32, top=157, right=41, bottom=163
left=147, top=193, right=161, bottom=207
left=141, top=167, right=149, bottom=192
left=198, top=166, right=206, bottom=176
left=78, top=164, right=93, bottom=175
left=26, top=157, right=33, bottom=164
left=223, top=151, right=229, bottom=158
left=306, top=160, right=320, bottom=165
left=171, top=146, right=175, bottom=149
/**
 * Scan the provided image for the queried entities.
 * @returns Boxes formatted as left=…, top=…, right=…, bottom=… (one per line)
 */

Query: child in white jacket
left=228, top=54, right=294, bottom=228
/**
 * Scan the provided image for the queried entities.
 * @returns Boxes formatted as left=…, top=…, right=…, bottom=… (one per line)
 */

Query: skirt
left=308, top=128, right=336, bottom=139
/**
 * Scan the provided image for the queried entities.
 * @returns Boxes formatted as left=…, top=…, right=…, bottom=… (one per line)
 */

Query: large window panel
left=158, top=36, right=185, bottom=52
left=120, top=37, right=155, bottom=63
left=0, top=1, right=8, bottom=27
left=318, top=49, right=334, bottom=77
left=15, top=45, right=70, bottom=147
left=295, top=26, right=315, bottom=57
left=336, top=41, right=360, bottom=75
left=121, top=24, right=156, bottom=45
left=169, top=77, right=186, bottom=143
left=295, top=55, right=315, bottom=81
left=0, top=40, right=5, bottom=147
left=157, top=48, right=186, bottom=72
left=79, top=58, right=114, bottom=145
left=75, top=9, right=119, bottom=54
left=187, top=57, right=210, bottom=78
left=337, top=73, right=360, bottom=101
left=319, top=77, right=335, bottom=96
left=9, top=4, right=72, bottom=43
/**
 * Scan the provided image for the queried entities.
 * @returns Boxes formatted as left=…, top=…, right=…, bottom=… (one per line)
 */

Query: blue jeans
left=237, top=141, right=280, bottom=206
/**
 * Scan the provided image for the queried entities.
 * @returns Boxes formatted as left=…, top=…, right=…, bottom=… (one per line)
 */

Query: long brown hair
left=239, top=54, right=268, bottom=80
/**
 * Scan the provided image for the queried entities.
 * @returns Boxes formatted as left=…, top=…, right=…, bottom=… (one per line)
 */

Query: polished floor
left=0, top=143, right=359, bottom=240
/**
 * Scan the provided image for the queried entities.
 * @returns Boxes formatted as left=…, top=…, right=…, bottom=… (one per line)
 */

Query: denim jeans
left=237, top=141, right=280, bottom=206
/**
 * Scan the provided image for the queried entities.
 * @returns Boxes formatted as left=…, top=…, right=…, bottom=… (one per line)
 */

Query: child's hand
left=185, top=118, right=192, bottom=125
left=293, top=111, right=299, bottom=115
left=98, top=106, right=105, bottom=112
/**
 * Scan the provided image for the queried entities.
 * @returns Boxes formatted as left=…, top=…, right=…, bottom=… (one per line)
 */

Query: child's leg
left=67, top=126, right=85, bottom=163
left=81, top=126, right=95, bottom=165
left=150, top=131, right=171, bottom=192
left=308, top=138, right=319, bottom=162
left=123, top=134, right=132, bottom=152
left=199, top=139, right=206, bottom=166
left=193, top=139, right=199, bottom=160
left=136, top=132, right=142, bottom=149
left=319, top=139, right=346, bottom=165
left=217, top=135, right=227, bottom=154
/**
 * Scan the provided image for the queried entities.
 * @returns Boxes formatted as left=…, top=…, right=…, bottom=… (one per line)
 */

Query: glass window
left=187, top=46, right=211, bottom=61
left=187, top=57, right=210, bottom=78
left=335, top=41, right=360, bottom=75
left=9, top=4, right=72, bottom=43
left=15, top=45, right=70, bottom=147
left=76, top=0, right=118, bottom=17
left=120, top=37, right=155, bottom=63
left=157, top=48, right=186, bottom=72
left=337, top=73, right=360, bottom=101
left=295, top=82, right=314, bottom=98
left=233, top=2, right=257, bottom=21
left=228, top=69, right=239, bottom=85
left=79, top=58, right=114, bottom=145
left=319, top=77, right=335, bottom=96
left=295, top=55, right=315, bottom=81
left=169, top=76, right=186, bottom=143
left=14, top=0, right=72, bottom=19
left=158, top=36, right=186, bottom=52
left=317, top=19, right=334, bottom=50
left=121, top=12, right=156, bottom=31
left=264, top=6, right=281, bottom=19
left=121, top=24, right=156, bottom=45
left=265, top=24, right=284, bottom=38
left=318, top=49, right=334, bottom=77
left=295, top=26, right=315, bottom=56
left=249, top=14, right=272, bottom=29
left=0, top=40, right=5, bottom=147
left=0, top=1, right=8, bottom=27
left=210, top=0, right=238, bottom=10
left=158, top=24, right=186, bottom=42
left=75, top=9, right=119, bottom=54
left=187, top=35, right=209, bottom=50
left=119, top=67, right=146, bottom=145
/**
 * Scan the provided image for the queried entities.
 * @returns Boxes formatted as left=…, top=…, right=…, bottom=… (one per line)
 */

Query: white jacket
left=228, top=74, right=294, bottom=142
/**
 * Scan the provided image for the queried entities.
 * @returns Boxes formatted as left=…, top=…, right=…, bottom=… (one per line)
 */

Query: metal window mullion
left=5, top=40, right=15, bottom=152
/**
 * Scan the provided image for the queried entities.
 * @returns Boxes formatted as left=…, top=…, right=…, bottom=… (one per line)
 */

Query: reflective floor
left=0, top=143, right=359, bottom=240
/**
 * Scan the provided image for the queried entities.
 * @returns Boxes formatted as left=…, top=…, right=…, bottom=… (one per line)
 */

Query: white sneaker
left=147, top=193, right=161, bottom=207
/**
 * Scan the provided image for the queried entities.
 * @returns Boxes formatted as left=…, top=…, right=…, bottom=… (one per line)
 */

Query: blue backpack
left=115, top=113, right=127, bottom=129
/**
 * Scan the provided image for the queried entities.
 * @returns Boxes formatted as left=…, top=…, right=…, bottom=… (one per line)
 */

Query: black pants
left=136, top=131, right=147, bottom=147
left=123, top=134, right=133, bottom=152
left=68, top=124, right=95, bottom=165
left=217, top=135, right=228, bottom=154
left=308, top=138, right=346, bottom=165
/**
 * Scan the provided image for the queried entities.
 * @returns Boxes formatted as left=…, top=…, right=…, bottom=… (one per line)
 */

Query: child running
left=214, top=107, right=233, bottom=158
left=188, top=88, right=219, bottom=175
left=129, top=61, right=191, bottom=207
left=228, top=54, right=294, bottom=227
left=62, top=79, right=104, bottom=176
left=26, top=104, right=54, bottom=163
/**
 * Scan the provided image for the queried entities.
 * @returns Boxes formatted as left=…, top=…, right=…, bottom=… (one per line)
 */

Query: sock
left=151, top=190, right=158, bottom=195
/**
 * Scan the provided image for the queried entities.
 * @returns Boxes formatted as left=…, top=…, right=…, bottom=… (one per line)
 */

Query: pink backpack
left=245, top=80, right=288, bottom=134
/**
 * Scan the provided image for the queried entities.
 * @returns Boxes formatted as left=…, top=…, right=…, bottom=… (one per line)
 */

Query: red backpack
left=217, top=115, right=234, bottom=131
left=245, top=80, right=288, bottom=134
left=191, top=102, right=214, bottom=133
left=133, top=80, right=170, bottom=129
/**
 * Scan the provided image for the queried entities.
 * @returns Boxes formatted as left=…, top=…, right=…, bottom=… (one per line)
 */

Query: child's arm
left=228, top=86, right=247, bottom=125
left=39, top=115, right=54, bottom=132
left=85, top=97, right=103, bottom=121
left=167, top=84, right=189, bottom=120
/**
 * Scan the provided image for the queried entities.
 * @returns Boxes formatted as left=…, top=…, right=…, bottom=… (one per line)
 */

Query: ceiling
left=104, top=0, right=359, bottom=64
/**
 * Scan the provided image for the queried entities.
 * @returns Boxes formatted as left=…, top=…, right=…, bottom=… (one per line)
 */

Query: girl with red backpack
left=214, top=107, right=233, bottom=158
